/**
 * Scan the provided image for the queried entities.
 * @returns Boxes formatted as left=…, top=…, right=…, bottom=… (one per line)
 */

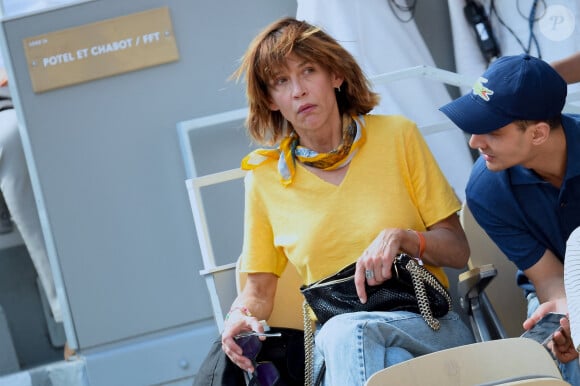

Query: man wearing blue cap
left=440, top=53, right=580, bottom=382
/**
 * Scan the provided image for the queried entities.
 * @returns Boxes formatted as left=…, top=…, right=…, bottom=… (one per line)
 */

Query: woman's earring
left=336, top=86, right=341, bottom=92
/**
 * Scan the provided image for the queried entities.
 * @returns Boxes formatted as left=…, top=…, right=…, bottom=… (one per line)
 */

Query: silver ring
left=365, top=269, right=374, bottom=279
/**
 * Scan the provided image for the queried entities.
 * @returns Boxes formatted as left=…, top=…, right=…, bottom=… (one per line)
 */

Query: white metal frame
left=176, top=108, right=248, bottom=179
left=178, top=108, right=249, bottom=331
left=184, top=170, right=245, bottom=331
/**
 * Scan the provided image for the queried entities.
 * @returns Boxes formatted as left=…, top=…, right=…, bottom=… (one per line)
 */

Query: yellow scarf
left=241, top=116, right=366, bottom=186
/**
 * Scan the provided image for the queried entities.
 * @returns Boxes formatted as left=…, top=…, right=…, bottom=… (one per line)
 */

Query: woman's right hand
left=222, top=272, right=278, bottom=371
left=221, top=309, right=265, bottom=372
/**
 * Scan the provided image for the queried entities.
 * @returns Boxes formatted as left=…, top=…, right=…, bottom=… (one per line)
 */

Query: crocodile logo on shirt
left=472, top=77, right=494, bottom=101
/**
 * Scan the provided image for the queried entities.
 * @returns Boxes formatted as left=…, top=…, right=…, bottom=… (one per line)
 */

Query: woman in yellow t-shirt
left=220, top=17, right=474, bottom=385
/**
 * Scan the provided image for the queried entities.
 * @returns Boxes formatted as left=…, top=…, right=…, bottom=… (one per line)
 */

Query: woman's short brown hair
left=233, top=17, right=380, bottom=145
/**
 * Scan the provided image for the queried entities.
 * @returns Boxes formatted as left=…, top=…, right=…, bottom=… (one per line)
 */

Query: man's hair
left=515, top=116, right=562, bottom=131
left=232, top=17, right=379, bottom=145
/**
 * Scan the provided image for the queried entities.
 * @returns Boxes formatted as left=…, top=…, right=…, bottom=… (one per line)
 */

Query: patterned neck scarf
left=241, top=115, right=366, bottom=186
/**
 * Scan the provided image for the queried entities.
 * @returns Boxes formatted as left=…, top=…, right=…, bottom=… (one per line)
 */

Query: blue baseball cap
left=439, top=54, right=567, bottom=134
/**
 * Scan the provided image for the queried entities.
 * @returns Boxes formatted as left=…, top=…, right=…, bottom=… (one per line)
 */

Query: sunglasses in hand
left=235, top=332, right=282, bottom=386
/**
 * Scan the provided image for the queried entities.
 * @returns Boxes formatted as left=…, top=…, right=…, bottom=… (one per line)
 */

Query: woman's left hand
left=353, top=214, right=469, bottom=304
left=354, top=228, right=405, bottom=304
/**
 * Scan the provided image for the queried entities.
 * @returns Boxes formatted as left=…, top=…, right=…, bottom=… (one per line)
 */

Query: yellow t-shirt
left=240, top=114, right=460, bottom=287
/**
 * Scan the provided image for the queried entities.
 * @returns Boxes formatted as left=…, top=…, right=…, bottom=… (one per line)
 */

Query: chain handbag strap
left=303, top=300, right=315, bottom=386
left=404, top=257, right=452, bottom=330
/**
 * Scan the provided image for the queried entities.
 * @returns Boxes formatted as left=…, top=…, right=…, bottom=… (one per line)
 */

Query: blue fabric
left=466, top=114, right=580, bottom=291
left=313, top=311, right=474, bottom=385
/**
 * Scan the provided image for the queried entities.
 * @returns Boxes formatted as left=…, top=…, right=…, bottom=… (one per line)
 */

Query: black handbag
left=300, top=253, right=452, bottom=329
left=299, top=253, right=453, bottom=386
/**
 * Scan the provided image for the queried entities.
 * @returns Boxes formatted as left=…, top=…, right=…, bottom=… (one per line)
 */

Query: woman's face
left=267, top=54, right=343, bottom=138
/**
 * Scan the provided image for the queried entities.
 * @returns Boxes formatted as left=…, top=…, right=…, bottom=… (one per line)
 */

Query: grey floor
left=0, top=245, right=62, bottom=370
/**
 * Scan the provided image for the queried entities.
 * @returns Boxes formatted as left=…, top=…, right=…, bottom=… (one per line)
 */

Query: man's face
left=468, top=122, right=535, bottom=171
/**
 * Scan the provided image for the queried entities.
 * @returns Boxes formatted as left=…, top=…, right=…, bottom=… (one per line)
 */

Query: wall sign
left=22, top=7, right=179, bottom=93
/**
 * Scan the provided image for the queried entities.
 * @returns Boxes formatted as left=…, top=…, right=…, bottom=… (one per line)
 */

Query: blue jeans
left=313, top=310, right=475, bottom=385
left=527, top=293, right=580, bottom=385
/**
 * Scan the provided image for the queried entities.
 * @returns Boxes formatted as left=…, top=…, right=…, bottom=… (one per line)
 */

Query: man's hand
left=551, top=316, right=579, bottom=364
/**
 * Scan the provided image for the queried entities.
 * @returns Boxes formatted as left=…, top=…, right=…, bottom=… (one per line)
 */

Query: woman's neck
left=297, top=114, right=346, bottom=152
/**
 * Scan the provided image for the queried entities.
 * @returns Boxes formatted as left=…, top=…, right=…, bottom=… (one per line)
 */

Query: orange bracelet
left=412, top=230, right=426, bottom=259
